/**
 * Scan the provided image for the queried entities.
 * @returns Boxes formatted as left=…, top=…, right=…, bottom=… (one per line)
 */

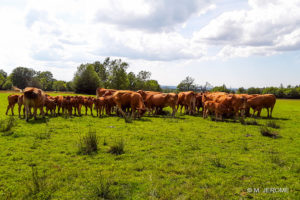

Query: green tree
left=66, top=81, right=74, bottom=91
left=0, top=73, right=5, bottom=89
left=94, top=61, right=108, bottom=88
left=11, top=67, right=36, bottom=89
left=53, top=80, right=67, bottom=91
left=107, top=59, right=129, bottom=89
left=73, top=64, right=100, bottom=94
left=144, top=80, right=161, bottom=91
left=0, top=69, right=7, bottom=78
left=127, top=72, right=137, bottom=90
left=236, top=87, right=246, bottom=94
left=247, top=87, right=262, bottom=94
left=211, top=84, right=232, bottom=93
left=2, top=78, right=12, bottom=90
left=36, top=71, right=54, bottom=90
left=177, top=76, right=196, bottom=91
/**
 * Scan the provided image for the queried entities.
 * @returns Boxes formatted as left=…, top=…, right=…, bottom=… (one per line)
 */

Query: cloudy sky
left=0, top=0, right=300, bottom=88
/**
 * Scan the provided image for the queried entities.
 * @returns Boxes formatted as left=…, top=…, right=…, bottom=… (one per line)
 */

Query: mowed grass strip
left=0, top=92, right=299, bottom=199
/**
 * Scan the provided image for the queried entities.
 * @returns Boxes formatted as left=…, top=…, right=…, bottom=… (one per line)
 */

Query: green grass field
left=0, top=92, right=299, bottom=199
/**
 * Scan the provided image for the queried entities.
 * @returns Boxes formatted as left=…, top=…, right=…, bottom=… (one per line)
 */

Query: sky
left=0, top=0, right=300, bottom=88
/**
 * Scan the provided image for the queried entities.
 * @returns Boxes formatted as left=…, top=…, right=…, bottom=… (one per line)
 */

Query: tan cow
left=23, top=87, right=46, bottom=122
left=112, top=90, right=146, bottom=119
left=6, top=95, right=19, bottom=115
left=96, top=88, right=117, bottom=98
left=146, top=93, right=178, bottom=117
left=177, top=91, right=196, bottom=115
left=246, top=94, right=276, bottom=118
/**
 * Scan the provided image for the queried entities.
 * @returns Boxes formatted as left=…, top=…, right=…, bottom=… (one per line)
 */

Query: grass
left=108, top=138, right=125, bottom=155
left=0, top=91, right=299, bottom=199
left=266, top=120, right=280, bottom=129
left=77, top=129, right=98, bottom=155
left=260, top=126, right=280, bottom=138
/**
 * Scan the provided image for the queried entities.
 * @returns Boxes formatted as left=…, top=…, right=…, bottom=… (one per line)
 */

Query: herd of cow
left=5, top=87, right=276, bottom=122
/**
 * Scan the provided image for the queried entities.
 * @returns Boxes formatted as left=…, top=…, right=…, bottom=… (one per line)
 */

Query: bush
left=77, top=130, right=98, bottom=155
left=0, top=117, right=16, bottom=133
left=108, top=138, right=125, bottom=155
left=266, top=121, right=280, bottom=129
left=260, top=127, right=279, bottom=138
left=90, top=174, right=113, bottom=199
left=24, top=165, right=54, bottom=200
left=240, top=118, right=258, bottom=125
left=210, top=157, right=226, bottom=168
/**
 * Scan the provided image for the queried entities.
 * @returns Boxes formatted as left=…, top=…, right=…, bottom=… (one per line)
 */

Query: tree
left=107, top=59, right=129, bottom=89
left=177, top=76, right=196, bottom=91
left=0, top=73, right=5, bottom=89
left=0, top=69, right=7, bottom=78
left=127, top=72, right=137, bottom=90
left=211, top=84, right=232, bottom=93
left=53, top=80, right=67, bottom=91
left=144, top=80, right=161, bottom=91
left=11, top=67, right=36, bottom=89
left=2, top=79, right=12, bottom=90
left=247, top=87, right=262, bottom=94
left=237, top=87, right=246, bottom=94
left=36, top=71, right=54, bottom=90
left=73, top=64, right=100, bottom=94
left=94, top=61, right=108, bottom=88
left=66, top=81, right=74, bottom=91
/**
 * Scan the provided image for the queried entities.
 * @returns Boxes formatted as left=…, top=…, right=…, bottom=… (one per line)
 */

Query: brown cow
left=18, top=95, right=25, bottom=118
left=203, top=100, right=228, bottom=120
left=55, top=96, right=64, bottom=115
left=112, top=90, right=146, bottom=119
left=23, top=87, right=46, bottom=121
left=62, top=96, right=73, bottom=116
left=177, top=91, right=196, bottom=115
left=137, top=90, right=161, bottom=113
left=6, top=95, right=19, bottom=115
left=146, top=93, right=178, bottom=117
left=247, top=94, right=276, bottom=118
left=96, top=88, right=117, bottom=98
left=83, top=97, right=94, bottom=116
left=103, top=95, right=116, bottom=115
left=94, top=97, right=106, bottom=117
left=45, top=97, right=57, bottom=116
left=195, top=93, right=203, bottom=114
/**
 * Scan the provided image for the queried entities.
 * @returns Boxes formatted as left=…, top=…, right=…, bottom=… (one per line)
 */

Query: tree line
left=0, top=57, right=161, bottom=94
left=176, top=76, right=300, bottom=99
left=1, top=61, right=299, bottom=98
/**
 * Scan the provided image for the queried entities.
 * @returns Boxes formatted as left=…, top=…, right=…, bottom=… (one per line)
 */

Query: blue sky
left=0, top=0, right=299, bottom=88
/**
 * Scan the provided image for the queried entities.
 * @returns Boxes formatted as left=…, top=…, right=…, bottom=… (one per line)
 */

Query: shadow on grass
left=260, top=117, right=289, bottom=121
left=26, top=117, right=50, bottom=124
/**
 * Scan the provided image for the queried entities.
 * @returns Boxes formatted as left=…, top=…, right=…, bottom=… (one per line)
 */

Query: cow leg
left=118, top=107, right=126, bottom=118
left=18, top=105, right=22, bottom=118
left=11, top=104, right=15, bottom=115
left=25, top=106, right=29, bottom=122
left=257, top=108, right=262, bottom=117
left=270, top=106, right=274, bottom=118
left=5, top=105, right=10, bottom=115
left=40, top=107, right=45, bottom=118
left=32, top=107, right=37, bottom=120
left=266, top=107, right=270, bottom=118
left=90, top=106, right=93, bottom=116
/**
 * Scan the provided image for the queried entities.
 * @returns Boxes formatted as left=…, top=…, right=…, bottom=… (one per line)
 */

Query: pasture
left=0, top=91, right=299, bottom=199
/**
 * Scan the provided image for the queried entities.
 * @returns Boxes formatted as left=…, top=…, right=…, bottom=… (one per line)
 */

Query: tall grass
left=0, top=117, right=16, bottom=133
left=77, top=129, right=98, bottom=155
left=108, top=138, right=125, bottom=155
left=24, top=165, right=53, bottom=200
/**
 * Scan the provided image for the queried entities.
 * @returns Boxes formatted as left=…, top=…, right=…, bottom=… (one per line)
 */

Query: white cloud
left=94, top=0, right=214, bottom=32
left=193, top=0, right=300, bottom=57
